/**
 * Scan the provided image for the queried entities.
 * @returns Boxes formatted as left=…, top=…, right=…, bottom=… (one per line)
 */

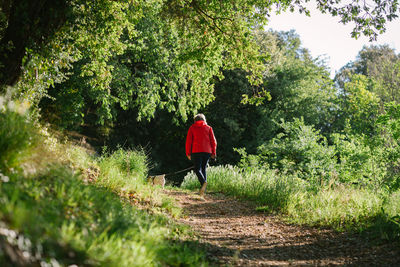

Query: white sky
left=266, top=3, right=400, bottom=77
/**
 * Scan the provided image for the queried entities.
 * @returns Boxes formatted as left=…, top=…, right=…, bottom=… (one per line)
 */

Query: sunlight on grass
left=182, top=165, right=400, bottom=239
left=0, top=109, right=208, bottom=266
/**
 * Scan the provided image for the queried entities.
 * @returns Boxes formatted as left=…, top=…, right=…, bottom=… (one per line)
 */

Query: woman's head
left=194, top=113, right=206, bottom=122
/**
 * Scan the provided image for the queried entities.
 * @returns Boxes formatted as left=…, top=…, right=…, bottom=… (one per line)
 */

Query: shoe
left=199, top=182, right=207, bottom=196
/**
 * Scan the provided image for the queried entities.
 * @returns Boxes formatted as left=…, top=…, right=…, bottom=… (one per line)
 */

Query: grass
left=286, top=187, right=383, bottom=230
left=1, top=165, right=206, bottom=266
left=182, top=165, right=400, bottom=240
left=182, top=165, right=309, bottom=212
left=0, top=109, right=38, bottom=170
left=0, top=108, right=208, bottom=266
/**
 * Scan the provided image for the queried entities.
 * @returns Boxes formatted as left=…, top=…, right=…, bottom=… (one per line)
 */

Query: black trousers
left=191, top=152, right=211, bottom=186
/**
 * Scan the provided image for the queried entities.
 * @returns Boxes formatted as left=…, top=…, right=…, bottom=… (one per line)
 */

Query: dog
left=148, top=174, right=166, bottom=188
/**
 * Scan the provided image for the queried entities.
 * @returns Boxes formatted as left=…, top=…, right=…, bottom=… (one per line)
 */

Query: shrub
left=251, top=118, right=337, bottom=186
left=332, top=133, right=387, bottom=186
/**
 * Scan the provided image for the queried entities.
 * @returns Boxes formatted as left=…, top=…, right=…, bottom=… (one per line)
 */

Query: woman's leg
left=192, top=153, right=206, bottom=185
left=200, top=153, right=211, bottom=183
left=198, top=153, right=211, bottom=196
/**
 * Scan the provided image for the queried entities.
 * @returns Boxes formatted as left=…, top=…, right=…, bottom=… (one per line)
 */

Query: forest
left=1, top=0, right=400, bottom=266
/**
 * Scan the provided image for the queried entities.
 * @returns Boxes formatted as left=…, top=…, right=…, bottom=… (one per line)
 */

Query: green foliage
left=377, top=102, right=400, bottom=141
left=332, top=133, right=387, bottom=186
left=337, top=74, right=381, bottom=135
left=335, top=45, right=400, bottom=106
left=0, top=110, right=207, bottom=266
left=255, top=31, right=337, bottom=141
left=22, top=0, right=278, bottom=127
left=287, top=187, right=384, bottom=230
left=375, top=102, right=400, bottom=189
left=238, top=116, right=395, bottom=187
left=256, top=118, right=337, bottom=185
left=0, top=100, right=36, bottom=171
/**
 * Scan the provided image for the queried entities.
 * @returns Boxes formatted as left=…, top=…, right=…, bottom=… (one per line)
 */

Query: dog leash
left=163, top=166, right=194, bottom=177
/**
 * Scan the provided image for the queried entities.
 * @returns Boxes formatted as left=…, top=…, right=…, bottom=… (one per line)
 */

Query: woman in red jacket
left=185, top=114, right=217, bottom=196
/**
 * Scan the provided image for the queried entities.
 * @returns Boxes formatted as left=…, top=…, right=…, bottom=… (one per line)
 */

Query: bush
left=332, top=133, right=387, bottom=186
left=249, top=118, right=337, bottom=186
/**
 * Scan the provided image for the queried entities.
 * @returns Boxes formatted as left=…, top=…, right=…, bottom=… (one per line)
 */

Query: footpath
left=165, top=190, right=400, bottom=266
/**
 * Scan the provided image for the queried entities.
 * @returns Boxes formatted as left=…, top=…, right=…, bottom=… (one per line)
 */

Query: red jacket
left=186, top=121, right=217, bottom=157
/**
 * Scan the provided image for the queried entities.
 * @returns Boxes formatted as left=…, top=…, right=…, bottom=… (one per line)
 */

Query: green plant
left=0, top=163, right=207, bottom=266
left=0, top=106, right=37, bottom=171
left=255, top=118, right=337, bottom=186
left=182, top=165, right=308, bottom=212
left=0, top=108, right=207, bottom=266
left=286, top=186, right=383, bottom=230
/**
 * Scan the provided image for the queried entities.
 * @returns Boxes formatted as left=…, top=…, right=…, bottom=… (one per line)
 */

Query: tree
left=314, top=0, right=399, bottom=40
left=337, top=74, right=381, bottom=136
left=1, top=0, right=399, bottom=90
left=38, top=0, right=263, bottom=128
left=202, top=30, right=337, bottom=164
left=255, top=30, right=337, bottom=142
left=335, top=45, right=400, bottom=105
left=0, top=0, right=70, bottom=86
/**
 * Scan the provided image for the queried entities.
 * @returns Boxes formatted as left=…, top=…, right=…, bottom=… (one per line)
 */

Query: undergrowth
left=0, top=107, right=208, bottom=266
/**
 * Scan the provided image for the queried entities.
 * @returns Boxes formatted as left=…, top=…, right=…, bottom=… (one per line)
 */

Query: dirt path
left=165, top=189, right=400, bottom=266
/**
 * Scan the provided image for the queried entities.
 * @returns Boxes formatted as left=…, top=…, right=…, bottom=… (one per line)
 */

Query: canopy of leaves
left=336, top=45, right=400, bottom=105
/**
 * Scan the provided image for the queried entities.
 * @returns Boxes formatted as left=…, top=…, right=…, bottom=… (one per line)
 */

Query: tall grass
left=0, top=109, right=37, bottom=170
left=1, top=165, right=207, bottom=266
left=182, top=165, right=309, bottom=212
left=0, top=108, right=208, bottom=266
left=182, top=165, right=400, bottom=239
left=97, top=147, right=182, bottom=217
left=97, top=147, right=148, bottom=191
left=286, top=187, right=383, bottom=229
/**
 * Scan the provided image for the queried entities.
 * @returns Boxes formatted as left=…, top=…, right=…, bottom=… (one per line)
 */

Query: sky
left=266, top=3, right=400, bottom=77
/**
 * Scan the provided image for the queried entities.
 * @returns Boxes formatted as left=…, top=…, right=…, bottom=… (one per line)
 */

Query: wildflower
left=17, top=101, right=30, bottom=115
left=7, top=100, right=15, bottom=112
left=0, top=173, right=10, bottom=182
left=0, top=96, right=4, bottom=111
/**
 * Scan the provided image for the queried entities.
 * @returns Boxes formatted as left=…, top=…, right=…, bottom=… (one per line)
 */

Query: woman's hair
left=194, top=113, right=206, bottom=122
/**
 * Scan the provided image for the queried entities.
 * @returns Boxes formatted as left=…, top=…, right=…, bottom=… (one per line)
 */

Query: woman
left=185, top=114, right=217, bottom=196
